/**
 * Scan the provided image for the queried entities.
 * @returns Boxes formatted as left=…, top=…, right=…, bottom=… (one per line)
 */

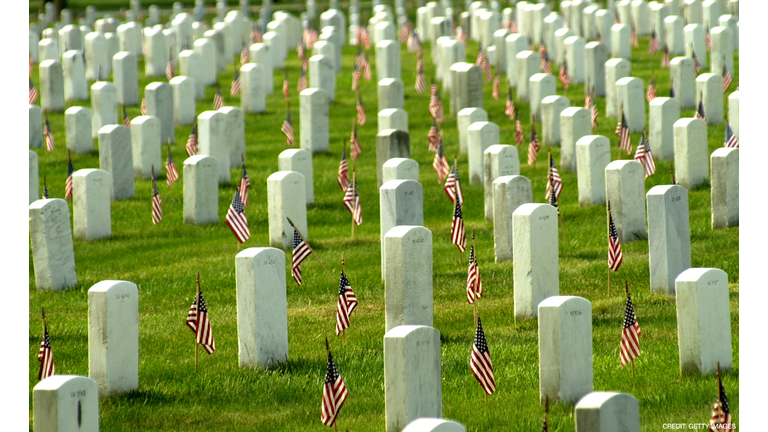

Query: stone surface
left=279, top=149, right=314, bottom=205
left=378, top=78, right=405, bottom=111
left=267, top=171, right=308, bottom=249
left=575, top=392, right=640, bottom=432
left=541, top=95, right=570, bottom=146
left=235, top=247, right=289, bottom=368
left=300, top=88, right=329, bottom=153
left=30, top=199, right=78, bottom=291
left=647, top=185, right=691, bottom=294
left=383, top=158, right=419, bottom=184
left=179, top=50, right=205, bottom=100
left=39, top=38, right=59, bottom=62
left=64, top=106, right=93, bottom=154
left=145, top=82, right=175, bottom=144
left=530, top=73, right=556, bottom=122
left=670, top=56, right=696, bottom=109
left=377, top=129, right=411, bottom=187
left=380, top=180, right=424, bottom=279
left=616, top=77, right=645, bottom=132
left=309, top=55, right=335, bottom=102
left=513, top=203, right=559, bottom=319
left=468, top=121, right=500, bottom=186
left=560, top=107, right=591, bottom=172
left=385, top=226, right=433, bottom=331
left=30, top=105, right=43, bottom=149
left=88, top=280, right=139, bottom=397
left=376, top=40, right=401, bottom=81
left=458, top=108, right=488, bottom=154
left=73, top=169, right=112, bottom=240
left=710, top=147, right=738, bottom=229
left=449, top=62, right=483, bottom=115
left=402, top=418, right=465, bottom=432
left=538, top=295, right=593, bottom=404
left=62, top=50, right=88, bottom=102
left=170, top=76, right=196, bottom=125
left=674, top=117, right=708, bottom=190
left=384, top=325, right=442, bottom=432
left=113, top=52, right=139, bottom=106
left=605, top=160, right=647, bottom=243
left=194, top=38, right=217, bottom=86
left=143, top=27, right=167, bottom=77
left=605, top=58, right=630, bottom=118
left=33, top=376, right=99, bottom=432
left=249, top=43, right=274, bottom=94
left=91, top=81, right=118, bottom=138
left=40, top=60, right=65, bottom=113
left=198, top=110, right=230, bottom=183
left=505, top=33, right=529, bottom=88
left=378, top=108, right=409, bottom=134
left=585, top=42, right=608, bottom=97
left=695, top=73, right=723, bottom=125
left=611, top=23, right=631, bottom=59
left=483, top=145, right=520, bottom=221
left=99, top=125, right=135, bottom=200
left=576, top=135, right=610, bottom=206
left=564, top=36, right=586, bottom=84
left=493, top=175, right=533, bottom=262
left=665, top=16, right=685, bottom=55
left=30, top=151, right=39, bottom=204
left=649, top=97, right=680, bottom=161
left=183, top=155, right=219, bottom=225
left=684, top=24, right=707, bottom=69
left=218, top=107, right=246, bottom=167
left=728, top=90, right=738, bottom=140
left=554, top=28, right=575, bottom=66
left=516, top=51, right=539, bottom=102
left=130, top=116, right=162, bottom=180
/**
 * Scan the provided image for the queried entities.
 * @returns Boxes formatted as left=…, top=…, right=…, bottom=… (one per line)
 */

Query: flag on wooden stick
left=336, top=271, right=358, bottom=336
left=123, top=105, right=131, bottom=127
left=44, top=115, right=55, bottom=152
left=239, top=161, right=251, bottom=206
left=291, top=228, right=311, bottom=285
left=298, top=65, right=308, bottom=93
left=515, top=112, right=525, bottom=146
left=633, top=131, right=656, bottom=178
left=320, top=346, right=348, bottom=427
left=231, top=69, right=241, bottom=95
left=545, top=154, right=562, bottom=201
left=470, top=317, right=496, bottom=395
left=282, top=109, right=295, bottom=147
left=724, top=122, right=738, bottom=148
left=350, top=124, right=362, bottom=160
left=444, top=162, right=464, bottom=205
left=466, top=244, right=483, bottom=303
left=29, top=78, right=39, bottom=104
left=38, top=311, right=55, bottom=380
left=356, top=92, right=366, bottom=126
left=65, top=152, right=74, bottom=200
left=186, top=123, right=198, bottom=156
left=225, top=189, right=250, bottom=243
left=428, top=120, right=440, bottom=151
left=540, top=45, right=552, bottom=74
left=527, top=123, right=540, bottom=166
left=450, top=186, right=467, bottom=253
left=620, top=285, right=641, bottom=366
left=151, top=166, right=163, bottom=224
left=433, top=137, right=450, bottom=183
left=165, top=145, right=179, bottom=187
left=337, top=145, right=350, bottom=190
left=608, top=204, right=623, bottom=272
left=492, top=72, right=500, bottom=99
left=186, top=281, right=216, bottom=354
left=343, top=176, right=362, bottom=226
left=709, top=371, right=734, bottom=431
left=695, top=97, right=706, bottom=121
left=505, top=87, right=515, bottom=120
left=213, top=82, right=224, bottom=110
left=646, top=76, right=657, bottom=102
left=415, top=56, right=427, bottom=93
left=617, top=110, right=632, bottom=155
left=648, top=30, right=661, bottom=55
left=283, top=70, right=290, bottom=102
left=722, top=62, right=732, bottom=93
left=559, top=61, right=570, bottom=89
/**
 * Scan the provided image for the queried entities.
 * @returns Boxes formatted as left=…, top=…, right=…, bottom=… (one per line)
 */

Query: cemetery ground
left=29, top=19, right=738, bottom=431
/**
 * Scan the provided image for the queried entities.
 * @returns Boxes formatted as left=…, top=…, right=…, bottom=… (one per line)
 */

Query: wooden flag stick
left=607, top=201, right=612, bottom=297
left=472, top=231, right=478, bottom=327
left=287, top=217, right=335, bottom=282
left=670, top=163, right=676, bottom=185
left=545, top=395, right=550, bottom=430
left=717, top=362, right=722, bottom=404
left=41, top=307, right=47, bottom=331
left=351, top=171, right=356, bottom=239
left=195, top=272, right=200, bottom=373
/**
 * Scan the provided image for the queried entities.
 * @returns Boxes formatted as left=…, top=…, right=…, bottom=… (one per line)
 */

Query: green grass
left=29, top=10, right=738, bottom=432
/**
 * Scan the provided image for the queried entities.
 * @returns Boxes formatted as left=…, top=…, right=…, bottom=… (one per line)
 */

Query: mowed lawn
left=29, top=7, right=738, bottom=431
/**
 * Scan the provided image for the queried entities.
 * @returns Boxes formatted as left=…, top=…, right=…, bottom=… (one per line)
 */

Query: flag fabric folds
left=186, top=123, right=199, bottom=156
left=225, top=189, right=250, bottom=243
left=444, top=163, right=464, bottom=205
left=545, top=154, right=562, bottom=201
left=608, top=207, right=623, bottom=272
left=283, top=71, right=290, bottom=102
left=695, top=99, right=706, bottom=121
left=239, top=164, right=251, bottom=206
left=450, top=192, right=467, bottom=253
left=122, top=105, right=131, bottom=127
left=282, top=110, right=295, bottom=147
left=428, top=120, right=440, bottom=152
left=467, top=245, right=483, bottom=304
left=559, top=62, right=570, bottom=89
left=433, top=137, right=450, bottom=183
left=44, top=116, right=55, bottom=152
left=38, top=320, right=55, bottom=380
left=724, top=123, right=738, bottom=148
left=186, top=288, right=216, bottom=354
left=470, top=317, right=496, bottom=395
left=505, top=88, right=515, bottom=120
left=356, top=93, right=366, bottom=126
left=492, top=73, right=500, bottom=100
left=648, top=30, right=661, bottom=55
left=335, top=271, right=358, bottom=335
left=415, top=57, right=427, bottom=93
left=617, top=111, right=632, bottom=155
left=151, top=167, right=163, bottom=224
left=620, top=291, right=641, bottom=366
left=709, top=378, right=734, bottom=431
left=298, top=65, right=308, bottom=93
left=165, top=146, right=179, bottom=187
left=515, top=112, right=525, bottom=146
left=320, top=351, right=348, bottom=427
left=634, top=132, right=656, bottom=178
left=343, top=178, right=362, bottom=226
left=337, top=147, right=350, bottom=190
left=722, top=63, right=732, bottom=93
left=350, top=125, right=362, bottom=161
left=646, top=77, right=657, bottom=102
left=213, top=82, right=224, bottom=110
left=30, top=78, right=39, bottom=104
left=528, top=123, right=540, bottom=166
left=292, top=229, right=311, bottom=285
left=65, top=154, right=74, bottom=200
left=231, top=70, right=241, bottom=95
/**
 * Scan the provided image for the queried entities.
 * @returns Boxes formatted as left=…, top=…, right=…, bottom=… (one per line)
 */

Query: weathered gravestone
left=673, top=117, right=708, bottom=190
left=576, top=135, right=610, bottom=206
left=30, top=105, right=43, bottom=149
left=130, top=116, right=161, bottom=180
left=385, top=226, right=433, bottom=331
left=541, top=96, right=570, bottom=146
left=65, top=106, right=93, bottom=154
left=145, top=82, right=175, bottom=144
left=194, top=38, right=217, bottom=86
left=467, top=121, right=500, bottom=186
left=40, top=60, right=65, bottom=113
left=560, top=107, right=590, bottom=172
left=33, top=376, right=99, bottom=432
left=300, top=88, right=329, bottom=153
left=675, top=268, right=732, bottom=375
left=458, top=108, right=487, bottom=154
left=378, top=78, right=405, bottom=111
left=450, top=62, right=483, bottom=115
left=605, top=160, right=646, bottom=243
left=73, top=169, right=112, bottom=240
left=30, top=198, right=78, bottom=291
left=695, top=73, right=723, bottom=125
left=383, top=158, right=419, bottom=183
left=710, top=147, right=738, bottom=229
left=377, top=129, right=410, bottom=187
left=665, top=15, right=685, bottom=55
left=170, top=76, right=196, bottom=125
left=279, top=149, right=314, bottom=205
left=218, top=107, right=246, bottom=167
left=538, top=296, right=593, bottom=404
left=62, top=50, right=88, bottom=102
left=483, top=145, right=520, bottom=221
left=493, top=175, right=533, bottom=262
left=605, top=58, right=630, bottom=118
left=402, top=418, right=465, bottom=432
left=235, top=247, right=289, bottom=368
left=647, top=185, right=691, bottom=294
left=505, top=33, right=529, bottom=88
left=554, top=28, right=575, bottom=66
left=384, top=325, right=442, bottom=432
left=183, top=155, right=219, bottom=225
left=378, top=108, right=409, bottom=134
left=30, top=151, right=39, bottom=204
left=88, top=280, right=139, bottom=397
left=516, top=51, right=539, bottom=102
left=198, top=110, right=230, bottom=183
left=380, top=180, right=424, bottom=279
left=565, top=36, right=586, bottom=84
left=530, top=73, right=556, bottom=122
left=143, top=27, right=167, bottom=77
left=309, top=55, right=335, bottom=102
left=513, top=203, right=559, bottom=319
left=684, top=24, right=707, bottom=69
left=99, top=125, right=135, bottom=200
left=39, top=38, right=59, bottom=63
left=585, top=42, right=608, bottom=97
left=611, top=23, right=631, bottom=59
left=616, top=77, right=645, bottom=132
left=91, top=81, right=117, bottom=138
left=113, top=52, right=139, bottom=106
left=649, top=97, right=680, bottom=161
left=575, top=392, right=640, bottom=432
left=267, top=171, right=308, bottom=249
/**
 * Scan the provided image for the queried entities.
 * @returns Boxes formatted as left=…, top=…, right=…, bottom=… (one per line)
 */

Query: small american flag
left=549, top=175, right=559, bottom=214
left=515, top=112, right=525, bottom=146
left=251, top=28, right=262, bottom=44
left=527, top=123, right=540, bottom=166
left=695, top=98, right=706, bottom=121
left=477, top=46, right=492, bottom=82
left=646, top=77, right=657, bottom=102
left=352, top=64, right=361, bottom=91
left=186, top=287, right=215, bottom=354
left=29, top=55, right=34, bottom=75
left=433, top=137, right=450, bottom=183
left=357, top=26, right=371, bottom=49
left=166, top=146, right=179, bottom=187
left=151, top=167, right=163, bottom=224
left=140, top=97, right=147, bottom=115
left=492, top=73, right=500, bottom=100
left=648, top=30, right=661, bottom=55
left=213, top=82, right=224, bottom=110
left=724, top=123, right=738, bottom=148
left=407, top=30, right=421, bottom=52
left=338, top=146, right=350, bottom=190
left=444, top=163, right=464, bottom=205
left=415, top=57, right=427, bottom=93
left=343, top=178, right=362, bottom=226
left=303, top=26, right=318, bottom=49
left=630, top=28, right=638, bottom=48
left=450, top=189, right=466, bottom=253
left=608, top=206, right=623, bottom=272
left=283, top=71, right=290, bottom=102
left=540, top=47, right=552, bottom=74
left=559, top=62, right=570, bottom=89
left=545, top=154, right=562, bottom=201
left=693, top=51, right=702, bottom=75
left=428, top=120, right=440, bottom=151
left=291, top=229, right=311, bottom=285
left=65, top=153, right=74, bottom=200
left=705, top=29, right=712, bottom=52
left=470, top=317, right=496, bottom=395
left=355, top=45, right=365, bottom=70
left=617, top=111, right=631, bottom=154
left=709, top=378, right=733, bottom=431
left=166, top=53, right=174, bottom=81
left=508, top=19, right=518, bottom=33
left=428, top=83, right=444, bottom=124
left=282, top=110, right=295, bottom=147
left=43, top=115, right=54, bottom=152
left=634, top=132, right=656, bottom=178
left=620, top=289, right=640, bottom=366
left=231, top=70, right=241, bottom=95
left=186, top=123, right=199, bottom=156
left=297, top=41, right=306, bottom=64
left=336, top=271, right=358, bottom=335
left=298, top=65, right=308, bottom=93
left=225, top=189, right=250, bottom=243
left=350, top=125, right=362, bottom=161
left=722, top=63, right=732, bottom=93
left=29, top=78, right=39, bottom=104
left=38, top=319, right=55, bottom=380
left=363, top=54, right=372, bottom=80
left=456, top=26, right=468, bottom=44
left=662, top=46, right=671, bottom=68
left=239, top=163, right=251, bottom=206
left=356, top=93, right=366, bottom=126
left=505, top=88, right=515, bottom=120
left=588, top=92, right=599, bottom=129
left=399, top=21, right=412, bottom=43
left=122, top=105, right=131, bottom=127
left=240, top=44, right=249, bottom=64
left=320, top=350, right=348, bottom=427
left=466, top=245, right=483, bottom=303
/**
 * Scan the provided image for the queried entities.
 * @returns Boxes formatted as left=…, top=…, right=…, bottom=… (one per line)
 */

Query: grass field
left=29, top=6, right=739, bottom=431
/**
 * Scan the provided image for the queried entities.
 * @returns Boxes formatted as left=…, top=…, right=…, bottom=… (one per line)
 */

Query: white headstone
left=73, top=169, right=112, bottom=240
left=383, top=158, right=419, bottom=183
left=684, top=24, right=707, bottom=69
left=513, top=203, right=559, bottom=319
left=39, top=38, right=60, bottom=62
left=611, top=23, right=631, bottom=59
left=450, top=63, right=483, bottom=114
left=198, top=110, right=230, bottom=183
left=143, top=27, right=167, bottom=77
left=710, top=147, right=738, bottom=229
left=402, top=418, right=465, bottom=432
left=309, top=55, right=335, bottom=101
left=65, top=106, right=94, bottom=154
left=194, top=38, right=217, bottom=86
left=605, top=160, right=647, bottom=243
left=647, top=185, right=691, bottom=294
left=560, top=107, right=590, bottom=172
left=530, top=73, right=557, bottom=122
left=84, top=32, right=107, bottom=81
left=575, top=392, right=640, bottom=432
left=576, top=135, right=610, bottom=206
left=505, top=33, right=529, bottom=88
left=116, top=22, right=143, bottom=57
left=605, top=58, right=631, bottom=118
left=728, top=90, right=738, bottom=139
left=33, top=376, right=99, bottom=432
left=665, top=16, right=685, bottom=55
left=554, top=27, right=576, bottom=65
left=385, top=226, right=433, bottom=331
left=30, top=151, right=39, bottom=204
left=458, top=108, right=487, bottom=155
left=616, top=77, right=645, bottom=132
left=695, top=73, right=723, bottom=124
left=279, top=149, right=314, bottom=205
left=673, top=117, right=708, bottom=189
left=378, top=108, right=409, bottom=134
left=377, top=129, right=411, bottom=187
left=112, top=52, right=139, bottom=106
left=484, top=145, right=520, bottom=221
left=183, top=155, right=219, bottom=225
left=649, top=97, right=680, bottom=161
left=99, top=125, right=135, bottom=200
left=40, top=60, right=65, bottom=112
left=145, top=82, right=175, bottom=144
left=493, top=175, right=533, bottom=262
left=219, top=107, right=246, bottom=167
left=30, top=198, right=78, bottom=291
left=378, top=78, right=405, bottom=111
left=90, top=81, right=117, bottom=139
left=300, top=88, right=330, bottom=153
left=516, top=51, right=539, bottom=101
left=170, top=76, right=196, bottom=125
left=267, top=171, right=308, bottom=249
left=29, top=105, right=43, bottom=149
left=564, top=36, right=586, bottom=84
left=380, top=180, right=424, bottom=279
left=129, top=116, right=161, bottom=179
left=670, top=56, right=696, bottom=109
left=376, top=40, right=402, bottom=81
left=468, top=121, right=500, bottom=186
left=541, top=96, right=570, bottom=146
left=179, top=50, right=205, bottom=100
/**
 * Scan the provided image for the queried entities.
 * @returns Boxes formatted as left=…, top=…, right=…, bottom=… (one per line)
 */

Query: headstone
left=267, top=171, right=308, bottom=249
left=515, top=51, right=539, bottom=101
left=581, top=5, right=599, bottom=40
left=665, top=16, right=685, bottom=55
left=40, top=60, right=65, bottom=112
left=647, top=185, right=691, bottom=294
left=30, top=31, right=40, bottom=64
left=605, top=160, right=647, bottom=242
left=129, top=116, right=161, bottom=179
left=377, top=130, right=411, bottom=187
left=33, top=376, right=98, bottom=432
left=493, top=175, right=533, bottom=262
left=383, top=158, right=419, bottom=183
left=728, top=90, right=738, bottom=139
left=384, top=325, right=442, bottom=432
left=631, top=0, right=652, bottom=35
left=29, top=198, right=78, bottom=291
left=458, top=108, right=488, bottom=155
left=179, top=50, right=205, bottom=100
left=576, top=135, right=610, bottom=206
left=204, top=28, right=227, bottom=72
left=438, top=39, right=464, bottom=91
left=702, top=0, right=722, bottom=30
left=560, top=107, right=591, bottom=172
left=651, top=3, right=670, bottom=52
left=541, top=96, right=570, bottom=146
left=718, top=14, right=738, bottom=50
left=450, top=62, right=483, bottom=114
left=376, top=40, right=402, bottom=81
left=145, top=82, right=175, bottom=144
left=262, top=31, right=285, bottom=68
left=84, top=32, right=107, bottom=81
left=605, top=58, right=631, bottom=118
left=117, top=23, right=143, bottom=58
left=378, top=108, right=409, bottom=134
left=313, top=40, right=337, bottom=73
left=710, top=147, right=738, bottom=229
left=402, top=418, right=465, bottom=432
left=385, top=226, right=433, bottom=331
left=300, top=88, right=329, bottom=153
left=309, top=55, right=335, bottom=102
left=529, top=73, right=556, bottom=122
left=695, top=73, right=723, bottom=124
left=380, top=180, right=424, bottom=278
left=494, top=29, right=511, bottom=74
left=143, top=27, right=167, bottom=77
left=539, top=296, right=593, bottom=403
left=194, top=38, right=217, bottom=86
left=585, top=42, right=607, bottom=97
left=29, top=105, right=42, bottom=149
left=467, top=121, right=500, bottom=186
left=611, top=23, right=631, bottom=59
left=646, top=97, right=678, bottom=161
left=616, top=77, right=645, bottom=132
left=378, top=78, right=405, bottom=111
left=575, top=392, right=640, bottom=432
left=564, top=36, right=586, bottom=84
left=513, top=203, right=559, bottom=319
left=112, top=52, right=138, bottom=106
left=674, top=117, right=708, bottom=189
left=249, top=43, right=273, bottom=94
left=214, top=107, right=245, bottom=169
left=64, top=106, right=93, bottom=154
left=238, top=63, right=266, bottom=113
left=554, top=28, right=575, bottom=65
left=235, top=247, right=290, bottom=368
left=670, top=56, right=696, bottom=109
left=172, top=14, right=195, bottom=55
left=278, top=149, right=314, bottom=205
left=39, top=38, right=59, bottom=62
left=91, top=81, right=119, bottom=140
left=104, top=33, right=119, bottom=75
left=29, top=151, right=39, bottom=204
left=484, top=145, right=520, bottom=221
left=88, top=280, right=139, bottom=396
left=181, top=155, right=220, bottom=225
left=59, top=25, right=83, bottom=52
left=73, top=169, right=112, bottom=240
left=684, top=24, right=707, bottom=69
left=505, top=33, right=529, bottom=88
left=169, top=76, right=196, bottom=125
left=99, top=125, right=135, bottom=200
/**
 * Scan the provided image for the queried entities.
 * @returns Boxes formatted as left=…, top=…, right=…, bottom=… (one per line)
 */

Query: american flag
left=646, top=77, right=657, bottom=102
left=29, top=78, right=39, bottom=104
left=239, top=163, right=251, bottom=206
left=186, top=123, right=199, bottom=156
left=298, top=65, right=308, bottom=93
left=356, top=26, right=371, bottom=49
left=549, top=175, right=559, bottom=214
left=634, top=132, right=656, bottom=178
left=470, top=317, right=496, bottom=395
left=186, top=287, right=216, bottom=354
left=407, top=30, right=421, bottom=52
left=693, top=51, right=702, bottom=75
left=722, top=63, right=732, bottom=93
left=608, top=206, right=623, bottom=271
left=140, top=97, right=147, bottom=115
left=350, top=125, right=362, bottom=160
left=559, top=62, right=570, bottom=89
left=231, top=70, right=241, bottom=95
left=433, top=137, right=450, bottom=183
left=355, top=45, right=365, bottom=70
left=477, top=46, right=492, bottom=82
left=337, top=146, right=350, bottom=190
left=428, top=82, right=444, bottom=123
left=151, top=167, right=163, bottom=224
left=283, top=71, right=290, bottom=102
left=630, top=28, right=638, bottom=48
left=225, top=189, right=250, bottom=243
left=662, top=46, right=670, bottom=68
left=297, top=41, right=306, bottom=65
left=515, top=112, right=525, bottom=146
left=724, top=123, right=738, bottom=148
left=508, top=19, right=518, bottom=33
left=399, top=21, right=413, bottom=43
left=466, top=245, right=483, bottom=303
left=620, top=289, right=640, bottom=366
left=527, top=123, right=540, bottom=166
left=165, top=146, right=179, bottom=187
left=282, top=109, right=295, bottom=147
left=352, top=64, right=361, bottom=91
left=251, top=28, right=262, bottom=44
left=444, top=163, right=464, bottom=205
left=343, top=177, right=362, bottom=226
left=166, top=53, right=174, bottom=81
left=363, top=54, right=372, bottom=80
left=648, top=30, right=661, bottom=55
left=450, top=189, right=466, bottom=253
left=29, top=54, right=34, bottom=75
left=428, top=120, right=440, bottom=151
left=320, top=351, right=348, bottom=427
left=492, top=73, right=500, bottom=100
left=241, top=43, right=249, bottom=64
left=415, top=57, right=427, bottom=93
left=456, top=26, right=468, bottom=44
left=336, top=271, right=358, bottom=335
left=705, top=29, right=712, bottom=52
left=588, top=92, right=599, bottom=129
left=356, top=93, right=366, bottom=126
left=505, top=88, right=515, bottom=120
left=709, top=377, right=734, bottom=431
left=213, top=82, right=224, bottom=110
left=540, top=47, right=552, bottom=74
left=617, top=111, right=631, bottom=155
left=65, top=153, right=74, bottom=200
left=37, top=319, right=55, bottom=380
left=122, top=105, right=131, bottom=127
left=303, top=26, right=318, bottom=49
left=43, top=115, right=54, bottom=152
left=291, top=228, right=311, bottom=285
left=695, top=98, right=706, bottom=121
left=545, top=154, right=562, bottom=201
